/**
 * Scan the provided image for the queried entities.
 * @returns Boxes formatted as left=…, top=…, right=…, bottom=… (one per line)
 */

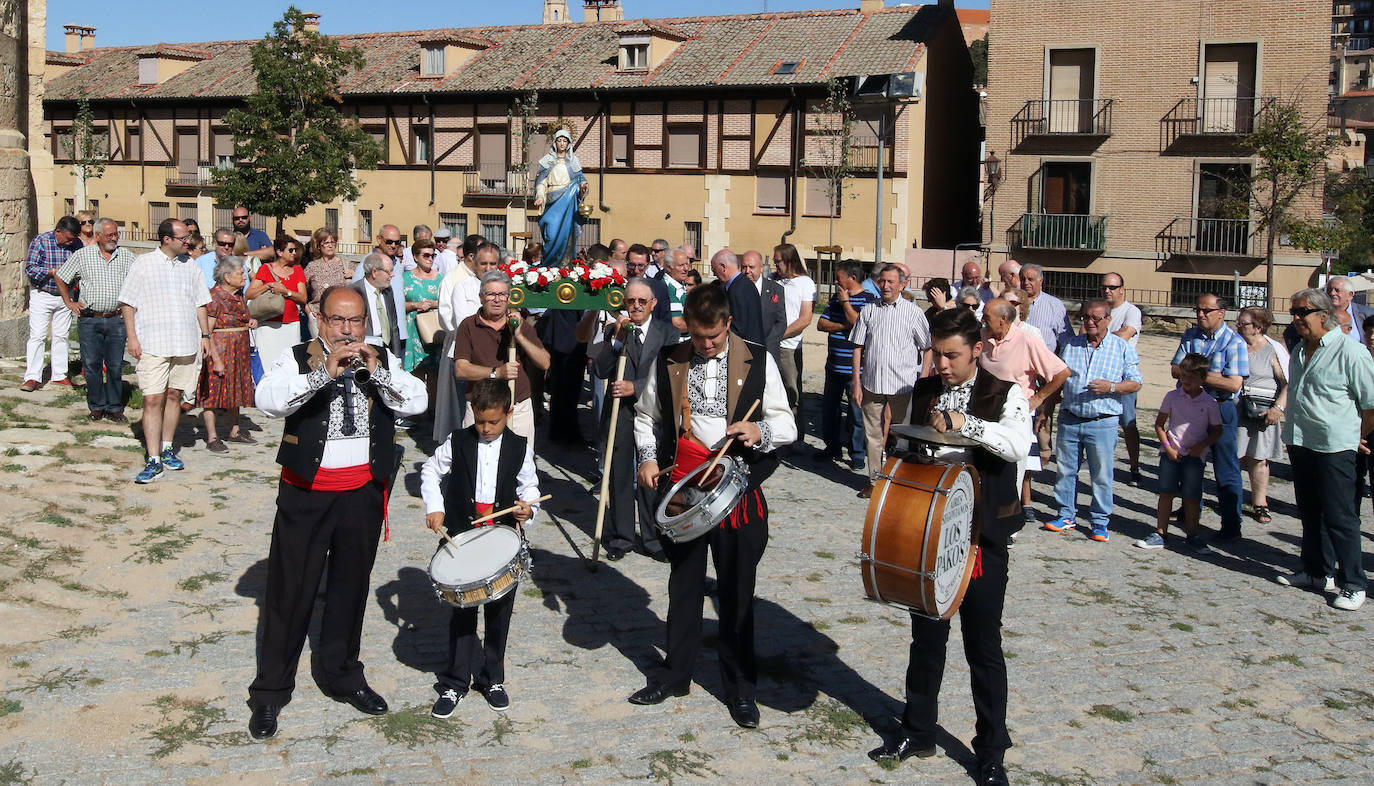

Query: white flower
left=509, top=262, right=528, bottom=275
left=524, top=271, right=540, bottom=286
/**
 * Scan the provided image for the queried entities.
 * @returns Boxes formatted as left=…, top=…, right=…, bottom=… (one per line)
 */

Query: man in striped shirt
left=817, top=260, right=872, bottom=469
left=850, top=264, right=932, bottom=497
left=1046, top=299, right=1142, bottom=542
left=56, top=218, right=136, bottom=422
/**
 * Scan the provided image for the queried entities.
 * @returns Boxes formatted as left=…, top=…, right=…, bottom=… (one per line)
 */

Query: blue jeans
left=1053, top=412, right=1119, bottom=528
left=1211, top=399, right=1244, bottom=532
left=821, top=369, right=865, bottom=464
left=77, top=315, right=127, bottom=413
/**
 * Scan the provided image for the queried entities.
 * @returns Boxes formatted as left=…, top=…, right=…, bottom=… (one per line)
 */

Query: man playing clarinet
left=247, top=285, right=427, bottom=740
left=629, top=282, right=795, bottom=728
left=867, top=308, right=1029, bottom=786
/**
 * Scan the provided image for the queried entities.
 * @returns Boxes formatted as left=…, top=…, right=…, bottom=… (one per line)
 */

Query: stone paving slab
left=1, top=334, right=1372, bottom=785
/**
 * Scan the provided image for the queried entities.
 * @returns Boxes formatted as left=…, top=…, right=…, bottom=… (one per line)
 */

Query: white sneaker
left=1332, top=588, right=1366, bottom=611
left=1275, top=571, right=1337, bottom=593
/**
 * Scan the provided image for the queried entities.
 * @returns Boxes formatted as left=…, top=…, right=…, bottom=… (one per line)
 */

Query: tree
left=510, top=90, right=540, bottom=202
left=1241, top=96, right=1337, bottom=308
left=213, top=7, right=383, bottom=234
left=969, top=35, right=988, bottom=88
left=803, top=77, right=857, bottom=246
left=65, top=92, right=109, bottom=211
left=1314, top=168, right=1374, bottom=274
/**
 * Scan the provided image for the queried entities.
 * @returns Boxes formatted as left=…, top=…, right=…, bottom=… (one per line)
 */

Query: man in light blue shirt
left=197, top=228, right=251, bottom=291
left=1277, top=288, right=1374, bottom=611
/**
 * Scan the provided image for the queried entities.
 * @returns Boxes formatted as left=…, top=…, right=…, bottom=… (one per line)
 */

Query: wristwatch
left=489, top=367, right=498, bottom=379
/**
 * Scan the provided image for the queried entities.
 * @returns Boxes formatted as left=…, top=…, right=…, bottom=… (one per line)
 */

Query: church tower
left=543, top=0, right=570, bottom=24
left=584, top=0, right=624, bottom=22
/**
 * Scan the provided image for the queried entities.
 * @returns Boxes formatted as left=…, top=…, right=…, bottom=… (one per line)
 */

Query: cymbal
left=891, top=423, right=979, bottom=448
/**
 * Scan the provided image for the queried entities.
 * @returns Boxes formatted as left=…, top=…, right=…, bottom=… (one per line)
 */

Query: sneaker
left=1089, top=525, right=1110, bottom=543
left=1023, top=506, right=1038, bottom=524
left=160, top=448, right=185, bottom=471
left=1332, top=588, right=1367, bottom=611
left=19, top=379, right=40, bottom=392
left=480, top=684, right=510, bottom=712
left=1135, top=532, right=1166, bottom=549
left=1276, top=571, right=1338, bottom=593
left=431, top=688, right=464, bottom=718
left=1128, top=470, right=1142, bottom=487
left=134, top=458, right=163, bottom=484
left=49, top=378, right=73, bottom=388
left=1042, top=517, right=1075, bottom=533
left=1184, top=535, right=1211, bottom=555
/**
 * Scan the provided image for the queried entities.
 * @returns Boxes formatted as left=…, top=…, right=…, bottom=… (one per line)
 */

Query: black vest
left=910, top=372, right=1022, bottom=542
left=441, top=426, right=527, bottom=535
left=275, top=340, right=397, bottom=484
left=652, top=333, right=778, bottom=489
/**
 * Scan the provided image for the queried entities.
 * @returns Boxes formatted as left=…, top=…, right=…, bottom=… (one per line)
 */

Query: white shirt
left=118, top=249, right=211, bottom=358
left=434, top=249, right=461, bottom=277
left=1108, top=300, right=1143, bottom=348
left=255, top=345, right=428, bottom=469
left=440, top=272, right=482, bottom=359
left=778, top=275, right=817, bottom=351
left=420, top=432, right=541, bottom=517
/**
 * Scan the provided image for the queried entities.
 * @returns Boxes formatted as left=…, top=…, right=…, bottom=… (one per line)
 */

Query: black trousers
left=1291, top=446, right=1367, bottom=591
left=660, top=489, right=768, bottom=700
left=249, top=480, right=383, bottom=708
left=547, top=347, right=587, bottom=441
left=436, top=590, right=516, bottom=693
left=902, top=536, right=1012, bottom=764
left=603, top=409, right=662, bottom=555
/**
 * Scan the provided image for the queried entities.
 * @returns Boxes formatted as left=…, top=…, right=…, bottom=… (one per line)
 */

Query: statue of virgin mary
left=533, top=127, right=589, bottom=266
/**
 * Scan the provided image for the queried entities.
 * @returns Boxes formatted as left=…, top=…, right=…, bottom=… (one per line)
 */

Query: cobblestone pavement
left=1, top=332, right=1371, bottom=785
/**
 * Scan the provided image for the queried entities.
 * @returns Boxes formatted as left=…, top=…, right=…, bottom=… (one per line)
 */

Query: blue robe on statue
left=534, top=141, right=587, bottom=267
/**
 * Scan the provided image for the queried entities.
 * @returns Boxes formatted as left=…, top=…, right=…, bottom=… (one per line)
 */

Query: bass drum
left=858, top=457, right=980, bottom=620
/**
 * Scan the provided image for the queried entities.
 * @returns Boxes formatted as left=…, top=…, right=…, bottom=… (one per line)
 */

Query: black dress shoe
left=979, top=761, right=1010, bottom=786
left=866, top=734, right=936, bottom=763
left=605, top=546, right=628, bottom=561
left=727, top=697, right=759, bottom=729
left=628, top=682, right=690, bottom=705
left=331, top=686, right=388, bottom=715
left=248, top=704, right=279, bottom=740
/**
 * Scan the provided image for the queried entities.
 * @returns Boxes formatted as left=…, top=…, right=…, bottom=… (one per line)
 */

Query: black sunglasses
left=1289, top=306, right=1323, bottom=318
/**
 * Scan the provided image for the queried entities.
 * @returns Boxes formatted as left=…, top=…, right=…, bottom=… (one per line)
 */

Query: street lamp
left=983, top=150, right=1002, bottom=251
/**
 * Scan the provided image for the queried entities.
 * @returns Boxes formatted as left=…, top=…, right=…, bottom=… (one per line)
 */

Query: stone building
left=0, top=0, right=44, bottom=355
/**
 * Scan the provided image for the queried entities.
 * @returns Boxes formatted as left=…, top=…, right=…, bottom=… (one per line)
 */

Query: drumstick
left=699, top=399, right=761, bottom=482
left=591, top=329, right=633, bottom=566
left=469, top=493, right=552, bottom=527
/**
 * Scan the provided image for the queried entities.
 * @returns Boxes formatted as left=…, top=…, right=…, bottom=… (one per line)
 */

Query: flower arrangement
left=502, top=258, right=627, bottom=310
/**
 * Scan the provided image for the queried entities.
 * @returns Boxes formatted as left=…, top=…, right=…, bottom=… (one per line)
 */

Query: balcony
left=1160, top=96, right=1274, bottom=150
left=1157, top=216, right=1259, bottom=258
left=1010, top=98, right=1113, bottom=148
left=1009, top=212, right=1107, bottom=252
left=463, top=169, right=531, bottom=199
left=165, top=163, right=225, bottom=189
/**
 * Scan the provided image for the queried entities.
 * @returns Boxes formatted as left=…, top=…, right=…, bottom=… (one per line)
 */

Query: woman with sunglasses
left=402, top=238, right=444, bottom=378
left=75, top=210, right=98, bottom=247
left=957, top=286, right=982, bottom=315
left=246, top=234, right=308, bottom=369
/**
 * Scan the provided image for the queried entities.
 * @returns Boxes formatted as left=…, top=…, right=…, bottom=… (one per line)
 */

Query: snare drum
left=858, top=457, right=980, bottom=620
left=429, top=525, right=532, bottom=608
left=655, top=455, right=749, bottom=543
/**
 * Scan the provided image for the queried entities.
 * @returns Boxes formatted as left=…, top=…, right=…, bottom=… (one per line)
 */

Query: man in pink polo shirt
left=979, top=298, right=1071, bottom=526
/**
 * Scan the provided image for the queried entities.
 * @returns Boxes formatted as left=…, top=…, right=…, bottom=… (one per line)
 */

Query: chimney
left=63, top=24, right=96, bottom=53
left=860, top=0, right=883, bottom=11
left=80, top=26, right=96, bottom=51
left=303, top=12, right=321, bottom=33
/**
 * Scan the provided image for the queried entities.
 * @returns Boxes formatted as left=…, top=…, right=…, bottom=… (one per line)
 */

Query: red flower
left=536, top=273, right=550, bottom=287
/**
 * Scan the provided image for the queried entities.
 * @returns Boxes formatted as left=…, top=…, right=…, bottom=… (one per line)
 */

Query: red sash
left=281, top=464, right=391, bottom=542
left=669, top=437, right=712, bottom=483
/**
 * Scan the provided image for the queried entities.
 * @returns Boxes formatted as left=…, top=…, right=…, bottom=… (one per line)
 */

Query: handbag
left=1239, top=390, right=1276, bottom=421
left=248, top=267, right=286, bottom=322
left=416, top=309, right=441, bottom=344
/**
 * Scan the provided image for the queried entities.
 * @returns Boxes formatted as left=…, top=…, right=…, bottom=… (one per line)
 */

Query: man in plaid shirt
left=22, top=216, right=83, bottom=392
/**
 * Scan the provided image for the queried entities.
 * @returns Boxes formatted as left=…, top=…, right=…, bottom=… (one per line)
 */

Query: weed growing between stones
left=645, top=749, right=716, bottom=784
left=1087, top=704, right=1133, bottom=722
left=14, top=667, right=90, bottom=694
left=169, top=631, right=227, bottom=658
left=37, top=512, right=74, bottom=528
left=177, top=571, right=229, bottom=592
left=143, top=695, right=246, bottom=758
left=0, top=698, right=20, bottom=717
left=132, top=524, right=198, bottom=564
left=0, top=758, right=33, bottom=785
left=170, top=600, right=231, bottom=621
left=1008, top=764, right=1099, bottom=785
left=478, top=714, right=520, bottom=746
left=325, top=768, right=377, bottom=778
left=53, top=624, right=106, bottom=640
left=785, top=698, right=866, bottom=749
left=364, top=705, right=464, bottom=749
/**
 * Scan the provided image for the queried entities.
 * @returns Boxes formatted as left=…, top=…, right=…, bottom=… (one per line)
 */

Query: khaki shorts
left=137, top=353, right=199, bottom=395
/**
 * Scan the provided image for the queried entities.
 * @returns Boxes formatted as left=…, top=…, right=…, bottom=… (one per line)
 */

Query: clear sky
left=47, top=0, right=989, bottom=49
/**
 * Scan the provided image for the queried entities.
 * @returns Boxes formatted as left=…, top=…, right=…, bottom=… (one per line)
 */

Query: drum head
left=930, top=469, right=976, bottom=615
left=430, top=526, right=523, bottom=586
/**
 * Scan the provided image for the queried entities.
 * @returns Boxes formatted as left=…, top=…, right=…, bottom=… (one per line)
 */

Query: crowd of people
left=18, top=206, right=1374, bottom=784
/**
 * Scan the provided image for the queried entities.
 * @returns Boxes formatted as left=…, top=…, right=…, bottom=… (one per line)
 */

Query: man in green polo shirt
left=1278, top=287, right=1374, bottom=611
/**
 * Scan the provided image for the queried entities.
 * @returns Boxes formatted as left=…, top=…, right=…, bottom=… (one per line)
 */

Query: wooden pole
left=506, top=316, right=520, bottom=402
left=590, top=326, right=633, bottom=566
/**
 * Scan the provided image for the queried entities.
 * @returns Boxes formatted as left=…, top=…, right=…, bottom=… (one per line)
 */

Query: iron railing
left=1158, top=216, right=1259, bottom=258
left=1011, top=98, right=1113, bottom=147
left=165, top=164, right=222, bottom=188
left=1160, top=96, right=1273, bottom=148
left=1009, top=212, right=1108, bottom=251
left=463, top=169, right=532, bottom=198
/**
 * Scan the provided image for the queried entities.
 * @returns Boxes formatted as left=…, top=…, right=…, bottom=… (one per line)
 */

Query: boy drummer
left=420, top=379, right=541, bottom=717
left=628, top=282, right=796, bottom=729
left=866, top=309, right=1030, bottom=786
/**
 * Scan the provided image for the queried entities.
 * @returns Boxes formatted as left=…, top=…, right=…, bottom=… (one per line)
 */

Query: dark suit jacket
left=760, top=277, right=786, bottom=360
left=349, top=278, right=404, bottom=358
left=590, top=317, right=678, bottom=427
left=724, top=272, right=764, bottom=345
left=647, top=276, right=673, bottom=324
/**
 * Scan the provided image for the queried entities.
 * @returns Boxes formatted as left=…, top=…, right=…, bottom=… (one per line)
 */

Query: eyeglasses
left=80, top=220, right=94, bottom=225
left=482, top=291, right=510, bottom=299
left=652, top=247, right=666, bottom=254
left=323, top=315, right=367, bottom=327
left=381, top=238, right=401, bottom=246
left=1290, top=306, right=1323, bottom=318
left=1082, top=314, right=1106, bottom=322
left=172, top=234, right=191, bottom=242
left=232, top=215, right=250, bottom=221
left=625, top=297, right=652, bottom=306
left=215, top=240, right=235, bottom=248
left=283, top=247, right=299, bottom=254
left=1194, top=307, right=1223, bottom=315
left=1235, top=321, right=1255, bottom=327
left=417, top=252, right=434, bottom=259
left=959, top=302, right=978, bottom=310
left=1102, top=284, right=1123, bottom=290
left=321, top=239, right=337, bottom=245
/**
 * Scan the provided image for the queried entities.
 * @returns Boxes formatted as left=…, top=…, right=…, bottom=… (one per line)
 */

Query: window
left=1041, top=271, right=1103, bottom=304
left=756, top=175, right=788, bottom=214
left=358, top=209, right=373, bottom=241
left=610, top=126, right=629, bottom=167
left=63, top=198, right=75, bottom=216
left=619, top=37, right=649, bottom=70
left=683, top=222, right=701, bottom=258
left=138, top=58, right=157, bottom=85
left=127, top=126, right=142, bottom=161
left=1047, top=48, right=1096, bottom=133
left=1170, top=277, right=1268, bottom=309
left=87, top=198, right=99, bottom=215
left=422, top=45, right=445, bottom=77
left=1202, top=43, right=1259, bottom=133
left=578, top=218, right=602, bottom=255
left=53, top=127, right=72, bottom=160
left=804, top=178, right=838, bottom=217
left=148, top=202, right=171, bottom=228
left=478, top=129, right=507, bottom=187
left=667, top=126, right=702, bottom=168
left=177, top=202, right=197, bottom=222
left=775, top=61, right=800, bottom=75
left=479, top=214, right=506, bottom=246
left=325, top=208, right=339, bottom=234
left=366, top=126, right=386, bottom=162
left=213, top=130, right=234, bottom=167
left=413, top=126, right=431, bottom=164
left=1035, top=161, right=1093, bottom=215
left=439, top=212, right=467, bottom=240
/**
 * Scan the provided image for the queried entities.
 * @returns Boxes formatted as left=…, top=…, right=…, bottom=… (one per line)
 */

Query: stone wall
left=0, top=0, right=36, bottom=355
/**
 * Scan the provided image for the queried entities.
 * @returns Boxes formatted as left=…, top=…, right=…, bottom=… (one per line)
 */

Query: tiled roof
left=45, top=5, right=947, bottom=101
left=134, top=44, right=212, bottom=60
left=956, top=8, right=989, bottom=25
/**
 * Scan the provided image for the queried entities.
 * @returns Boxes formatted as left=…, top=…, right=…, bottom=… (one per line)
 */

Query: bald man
left=711, top=250, right=764, bottom=345
left=997, top=259, right=1021, bottom=296
left=961, top=260, right=996, bottom=305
